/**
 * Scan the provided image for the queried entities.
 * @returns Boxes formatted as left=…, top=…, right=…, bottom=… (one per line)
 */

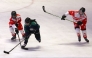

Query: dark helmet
left=25, top=17, right=31, bottom=23
left=11, top=11, right=16, bottom=16
left=79, top=7, right=85, bottom=13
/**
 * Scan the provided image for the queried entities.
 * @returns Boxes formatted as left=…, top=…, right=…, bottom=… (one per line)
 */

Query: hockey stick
left=17, top=34, right=21, bottom=46
left=3, top=39, right=24, bottom=54
left=17, top=34, right=28, bottom=50
left=42, top=6, right=73, bottom=22
left=3, top=34, right=29, bottom=54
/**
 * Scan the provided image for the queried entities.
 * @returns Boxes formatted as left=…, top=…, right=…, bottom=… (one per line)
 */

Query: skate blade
left=21, top=47, right=28, bottom=50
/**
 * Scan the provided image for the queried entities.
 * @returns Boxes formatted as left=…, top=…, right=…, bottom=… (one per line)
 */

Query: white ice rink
left=0, top=0, right=92, bottom=58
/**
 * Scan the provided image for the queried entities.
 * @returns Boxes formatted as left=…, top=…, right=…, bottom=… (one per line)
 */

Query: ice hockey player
left=9, top=11, right=25, bottom=41
left=21, top=17, right=41, bottom=49
left=61, top=7, right=89, bottom=43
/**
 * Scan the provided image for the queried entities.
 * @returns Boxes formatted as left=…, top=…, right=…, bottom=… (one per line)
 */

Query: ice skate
left=38, top=39, right=41, bottom=43
left=78, top=36, right=81, bottom=42
left=11, top=36, right=16, bottom=41
left=21, top=44, right=28, bottom=50
left=84, top=38, right=89, bottom=43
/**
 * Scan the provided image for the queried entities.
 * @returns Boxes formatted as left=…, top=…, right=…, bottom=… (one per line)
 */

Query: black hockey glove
left=15, top=28, right=19, bottom=34
left=15, top=23, right=18, bottom=27
left=77, top=21, right=82, bottom=25
left=61, top=15, right=66, bottom=20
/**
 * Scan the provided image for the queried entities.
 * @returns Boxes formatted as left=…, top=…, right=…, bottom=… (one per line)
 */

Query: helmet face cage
left=79, top=7, right=85, bottom=13
left=79, top=7, right=85, bottom=15
left=11, top=11, right=17, bottom=19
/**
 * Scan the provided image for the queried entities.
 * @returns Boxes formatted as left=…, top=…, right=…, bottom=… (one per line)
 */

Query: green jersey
left=24, top=20, right=40, bottom=34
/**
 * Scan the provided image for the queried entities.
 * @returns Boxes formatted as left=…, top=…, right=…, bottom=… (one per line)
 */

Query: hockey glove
left=61, top=15, right=66, bottom=20
left=15, top=23, right=18, bottom=27
left=77, top=21, right=82, bottom=25
left=15, top=28, right=19, bottom=34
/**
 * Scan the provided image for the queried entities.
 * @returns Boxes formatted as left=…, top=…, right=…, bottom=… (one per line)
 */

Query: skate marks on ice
left=58, top=42, right=91, bottom=47
left=0, top=0, right=34, bottom=13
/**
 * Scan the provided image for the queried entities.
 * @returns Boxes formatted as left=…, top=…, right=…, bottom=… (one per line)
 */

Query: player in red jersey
left=9, top=11, right=25, bottom=41
left=61, top=7, right=89, bottom=43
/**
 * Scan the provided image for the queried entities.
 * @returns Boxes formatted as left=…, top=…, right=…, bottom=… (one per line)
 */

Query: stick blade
left=3, top=51, right=9, bottom=54
left=42, top=6, right=46, bottom=12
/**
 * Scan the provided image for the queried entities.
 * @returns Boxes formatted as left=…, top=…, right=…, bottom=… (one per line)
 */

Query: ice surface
left=0, top=0, right=92, bottom=58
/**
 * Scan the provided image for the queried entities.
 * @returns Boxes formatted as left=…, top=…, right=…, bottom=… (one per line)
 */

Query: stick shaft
left=42, top=6, right=73, bottom=22
left=17, top=34, right=21, bottom=46
left=9, top=40, right=24, bottom=52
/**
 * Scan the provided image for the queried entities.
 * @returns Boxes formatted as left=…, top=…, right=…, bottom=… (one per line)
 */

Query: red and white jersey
left=65, top=10, right=87, bottom=24
left=9, top=14, right=21, bottom=28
